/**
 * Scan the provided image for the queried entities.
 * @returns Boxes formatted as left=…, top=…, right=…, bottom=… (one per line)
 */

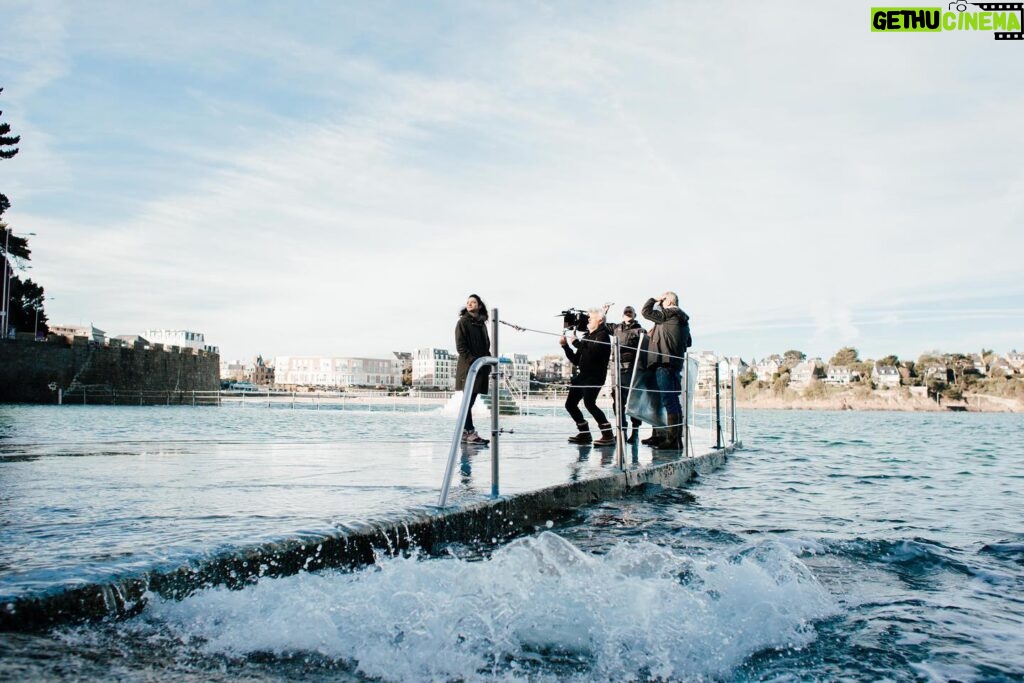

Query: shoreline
left=712, top=392, right=1022, bottom=414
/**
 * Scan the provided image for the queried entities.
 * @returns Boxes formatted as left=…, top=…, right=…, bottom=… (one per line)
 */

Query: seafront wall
left=0, top=444, right=735, bottom=632
left=0, top=337, right=220, bottom=404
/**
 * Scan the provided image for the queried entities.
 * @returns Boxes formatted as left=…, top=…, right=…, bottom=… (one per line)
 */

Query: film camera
left=559, top=308, right=590, bottom=332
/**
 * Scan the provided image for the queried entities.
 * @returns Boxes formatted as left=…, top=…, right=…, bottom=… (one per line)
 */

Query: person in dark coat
left=455, top=293, right=491, bottom=445
left=602, top=303, right=645, bottom=443
left=641, top=291, right=691, bottom=450
left=560, top=308, right=614, bottom=446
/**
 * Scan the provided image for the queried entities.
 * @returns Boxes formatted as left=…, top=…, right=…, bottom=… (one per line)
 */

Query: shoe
left=567, top=421, right=592, bottom=444
left=593, top=422, right=616, bottom=447
left=626, top=430, right=638, bottom=445
left=464, top=430, right=489, bottom=445
left=652, top=414, right=682, bottom=450
left=642, top=429, right=664, bottom=446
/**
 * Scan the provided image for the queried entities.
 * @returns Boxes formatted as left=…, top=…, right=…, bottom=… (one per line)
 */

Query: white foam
left=140, top=533, right=838, bottom=681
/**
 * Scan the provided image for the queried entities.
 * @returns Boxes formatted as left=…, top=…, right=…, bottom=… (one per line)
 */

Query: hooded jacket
left=605, top=319, right=644, bottom=369
left=455, top=312, right=491, bottom=393
left=641, top=298, right=691, bottom=369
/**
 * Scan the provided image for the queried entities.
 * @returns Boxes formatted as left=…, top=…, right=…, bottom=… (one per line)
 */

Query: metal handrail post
left=730, top=369, right=737, bottom=444
left=714, top=362, right=722, bottom=449
left=438, top=355, right=500, bottom=507
left=491, top=309, right=500, bottom=498
left=683, top=352, right=690, bottom=458
left=612, top=337, right=625, bottom=470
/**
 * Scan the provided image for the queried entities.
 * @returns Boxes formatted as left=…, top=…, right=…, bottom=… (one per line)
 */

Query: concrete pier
left=0, top=440, right=737, bottom=632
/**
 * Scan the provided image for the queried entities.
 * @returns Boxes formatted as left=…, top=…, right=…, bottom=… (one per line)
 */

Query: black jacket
left=455, top=313, right=491, bottom=393
left=641, top=298, right=691, bottom=369
left=605, top=319, right=643, bottom=369
left=563, top=326, right=611, bottom=384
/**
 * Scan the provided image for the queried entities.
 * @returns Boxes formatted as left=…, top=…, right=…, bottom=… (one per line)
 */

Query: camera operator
left=559, top=308, right=615, bottom=446
left=602, top=303, right=644, bottom=444
left=641, top=291, right=691, bottom=450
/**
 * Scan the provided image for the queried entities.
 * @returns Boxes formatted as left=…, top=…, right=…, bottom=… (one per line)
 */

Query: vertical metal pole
left=491, top=308, right=500, bottom=498
left=683, top=352, right=690, bottom=458
left=612, top=336, right=625, bottom=469
left=714, top=362, right=722, bottom=449
left=58, top=388, right=62, bottom=405
left=1, top=228, right=9, bottom=339
left=730, top=369, right=737, bottom=444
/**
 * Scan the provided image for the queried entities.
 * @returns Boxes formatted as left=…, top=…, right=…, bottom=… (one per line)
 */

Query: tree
left=782, top=349, right=806, bottom=371
left=0, top=88, right=19, bottom=159
left=1, top=86, right=46, bottom=336
left=829, top=347, right=859, bottom=366
left=878, top=355, right=899, bottom=366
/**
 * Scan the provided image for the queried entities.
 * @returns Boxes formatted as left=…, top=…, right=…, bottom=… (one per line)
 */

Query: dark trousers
left=464, top=391, right=479, bottom=431
left=613, top=370, right=643, bottom=428
left=654, top=364, right=682, bottom=416
left=565, top=383, right=608, bottom=426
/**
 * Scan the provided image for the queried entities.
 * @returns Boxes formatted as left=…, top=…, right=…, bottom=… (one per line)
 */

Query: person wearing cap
left=641, top=291, right=692, bottom=450
left=602, top=303, right=644, bottom=444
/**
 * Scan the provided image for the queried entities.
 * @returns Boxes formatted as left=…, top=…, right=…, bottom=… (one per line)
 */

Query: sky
left=1, top=1, right=1022, bottom=364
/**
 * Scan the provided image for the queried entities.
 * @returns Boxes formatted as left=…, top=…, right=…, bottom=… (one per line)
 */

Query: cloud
left=4, top=2, right=1022, bottom=362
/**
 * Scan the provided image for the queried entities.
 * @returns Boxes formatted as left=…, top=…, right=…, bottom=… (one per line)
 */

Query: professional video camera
left=559, top=308, right=590, bottom=332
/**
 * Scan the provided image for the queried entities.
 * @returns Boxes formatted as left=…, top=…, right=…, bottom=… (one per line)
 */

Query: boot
left=626, top=418, right=641, bottom=444
left=642, top=428, right=664, bottom=447
left=593, top=422, right=615, bottom=447
left=463, top=429, right=489, bottom=445
left=652, top=414, right=682, bottom=450
left=567, top=421, right=592, bottom=444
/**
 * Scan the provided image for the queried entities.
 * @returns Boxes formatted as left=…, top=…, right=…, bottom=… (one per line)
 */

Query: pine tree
left=1, top=86, right=47, bottom=337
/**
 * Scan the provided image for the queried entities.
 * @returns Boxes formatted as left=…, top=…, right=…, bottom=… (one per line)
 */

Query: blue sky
left=1, top=1, right=1022, bottom=364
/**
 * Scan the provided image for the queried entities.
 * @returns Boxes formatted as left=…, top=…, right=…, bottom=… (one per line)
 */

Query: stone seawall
left=0, top=337, right=220, bottom=404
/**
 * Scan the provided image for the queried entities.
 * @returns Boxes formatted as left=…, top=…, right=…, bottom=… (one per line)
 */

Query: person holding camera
left=560, top=308, right=615, bottom=446
left=455, top=293, right=491, bottom=445
left=641, top=291, right=691, bottom=450
left=602, top=303, right=644, bottom=444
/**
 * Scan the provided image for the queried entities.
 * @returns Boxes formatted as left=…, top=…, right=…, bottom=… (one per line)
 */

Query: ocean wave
left=131, top=532, right=838, bottom=682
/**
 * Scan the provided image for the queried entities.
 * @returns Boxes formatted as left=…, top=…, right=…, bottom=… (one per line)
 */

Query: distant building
left=412, top=347, right=457, bottom=390
left=789, top=359, right=821, bottom=388
left=393, top=351, right=413, bottom=387
left=1003, top=351, right=1024, bottom=373
left=143, top=329, right=219, bottom=355
left=872, top=363, right=901, bottom=388
left=50, top=324, right=105, bottom=344
left=988, top=356, right=1015, bottom=379
left=825, top=365, right=859, bottom=385
left=508, top=353, right=530, bottom=393
left=529, top=354, right=572, bottom=386
left=220, top=359, right=247, bottom=382
left=247, top=355, right=275, bottom=386
left=695, top=351, right=718, bottom=391
left=274, top=355, right=400, bottom=388
left=754, top=356, right=782, bottom=383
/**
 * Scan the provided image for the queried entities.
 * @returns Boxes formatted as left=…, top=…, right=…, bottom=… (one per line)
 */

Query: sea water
left=0, top=407, right=1021, bottom=681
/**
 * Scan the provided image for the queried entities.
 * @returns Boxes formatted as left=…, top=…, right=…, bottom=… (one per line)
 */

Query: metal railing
left=437, top=354, right=501, bottom=507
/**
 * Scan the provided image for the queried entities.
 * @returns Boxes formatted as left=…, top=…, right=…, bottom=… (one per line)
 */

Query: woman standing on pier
left=455, top=294, right=491, bottom=445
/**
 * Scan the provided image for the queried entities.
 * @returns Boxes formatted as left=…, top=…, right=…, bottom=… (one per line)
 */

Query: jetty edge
left=0, top=443, right=737, bottom=632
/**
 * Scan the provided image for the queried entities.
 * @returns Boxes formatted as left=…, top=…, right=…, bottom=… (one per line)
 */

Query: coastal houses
left=825, top=365, right=859, bottom=385
left=872, top=363, right=901, bottom=388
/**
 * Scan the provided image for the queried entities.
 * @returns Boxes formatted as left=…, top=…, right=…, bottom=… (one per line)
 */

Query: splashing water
left=136, top=532, right=837, bottom=682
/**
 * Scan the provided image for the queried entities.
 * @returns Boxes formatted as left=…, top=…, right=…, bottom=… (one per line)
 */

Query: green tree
left=1, top=87, right=46, bottom=336
left=878, top=355, right=899, bottom=366
left=829, top=346, right=859, bottom=366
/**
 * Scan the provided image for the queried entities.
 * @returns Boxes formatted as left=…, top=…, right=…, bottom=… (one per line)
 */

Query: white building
left=507, top=353, right=530, bottom=393
left=412, top=347, right=457, bottom=389
left=754, top=356, right=782, bottom=383
left=275, top=356, right=402, bottom=388
left=50, top=324, right=106, bottom=344
left=220, top=359, right=247, bottom=382
left=825, top=365, right=859, bottom=385
left=143, top=329, right=219, bottom=354
left=872, top=363, right=901, bottom=388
